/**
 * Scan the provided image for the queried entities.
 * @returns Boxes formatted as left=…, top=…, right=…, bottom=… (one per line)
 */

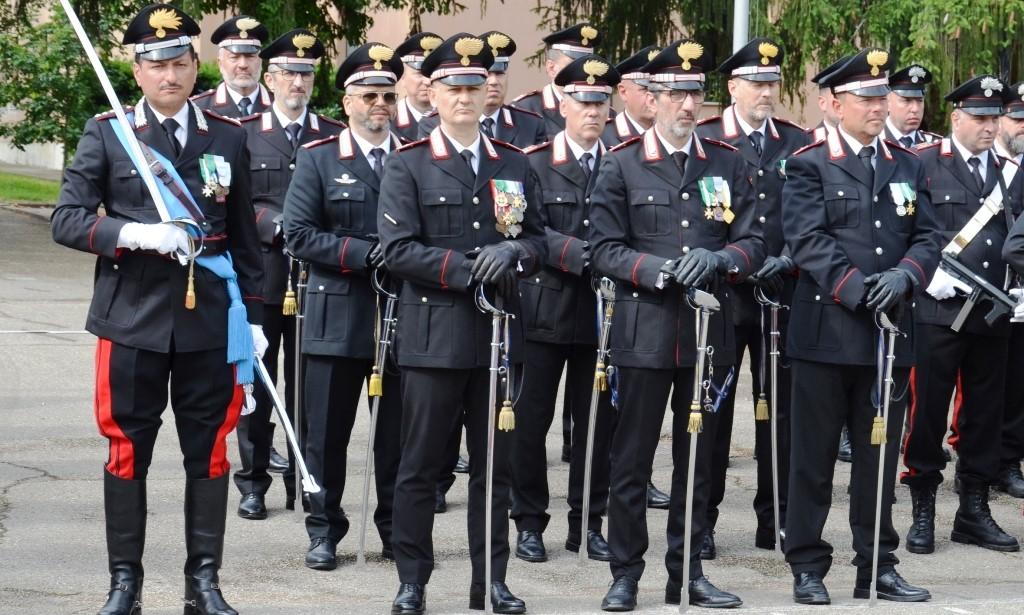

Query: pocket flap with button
left=327, top=185, right=366, bottom=202
left=400, top=288, right=455, bottom=306
left=629, top=189, right=671, bottom=206
left=824, top=183, right=858, bottom=200
left=421, top=189, right=463, bottom=206
left=251, top=157, right=281, bottom=171
left=543, top=190, right=577, bottom=205
left=113, top=161, right=142, bottom=179
left=936, top=189, right=966, bottom=204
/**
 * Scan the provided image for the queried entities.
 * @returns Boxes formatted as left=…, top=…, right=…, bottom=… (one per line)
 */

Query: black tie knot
left=580, top=152, right=594, bottom=179
left=460, top=149, right=475, bottom=176
left=370, top=147, right=385, bottom=177
left=899, top=135, right=913, bottom=148
left=286, top=123, right=302, bottom=143
left=858, top=145, right=874, bottom=168
left=162, top=118, right=181, bottom=156
left=238, top=96, right=251, bottom=116
left=481, top=117, right=496, bottom=138
left=671, top=150, right=688, bottom=175
left=968, top=156, right=984, bottom=189
left=749, top=131, right=764, bottom=157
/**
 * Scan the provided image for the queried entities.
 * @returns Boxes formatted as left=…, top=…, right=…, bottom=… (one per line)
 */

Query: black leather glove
left=581, top=241, right=592, bottom=272
left=470, top=241, right=519, bottom=284
left=863, top=268, right=911, bottom=311
left=674, top=248, right=731, bottom=288
left=494, top=270, right=518, bottom=299
left=366, top=241, right=385, bottom=269
left=753, top=255, right=794, bottom=281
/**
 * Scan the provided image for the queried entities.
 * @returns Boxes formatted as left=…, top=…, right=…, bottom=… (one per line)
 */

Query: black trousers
left=1002, top=324, right=1024, bottom=466
left=303, top=355, right=403, bottom=545
left=785, top=360, right=906, bottom=581
left=708, top=315, right=791, bottom=531
left=94, top=338, right=243, bottom=480
left=901, top=324, right=1006, bottom=489
left=608, top=366, right=723, bottom=583
left=392, top=367, right=512, bottom=585
left=510, top=341, right=612, bottom=536
left=233, top=308, right=295, bottom=496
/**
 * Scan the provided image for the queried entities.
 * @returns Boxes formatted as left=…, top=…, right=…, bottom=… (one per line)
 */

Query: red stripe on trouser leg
left=208, top=370, right=244, bottom=478
left=947, top=369, right=963, bottom=451
left=900, top=366, right=918, bottom=482
left=94, top=338, right=136, bottom=480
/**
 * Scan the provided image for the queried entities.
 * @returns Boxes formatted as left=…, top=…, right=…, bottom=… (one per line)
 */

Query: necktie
left=671, top=150, right=688, bottom=176
left=899, top=135, right=913, bottom=149
left=749, top=131, right=763, bottom=158
left=162, top=118, right=181, bottom=157
left=481, top=117, right=496, bottom=139
left=370, top=147, right=385, bottom=178
left=858, top=146, right=875, bottom=185
left=460, top=150, right=476, bottom=177
left=968, top=156, right=984, bottom=191
left=286, top=123, right=302, bottom=144
left=238, top=96, right=251, bottom=116
left=579, top=152, right=593, bottom=182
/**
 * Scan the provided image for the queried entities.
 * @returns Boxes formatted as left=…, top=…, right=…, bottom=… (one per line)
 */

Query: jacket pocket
left=628, top=189, right=673, bottom=237
left=521, top=273, right=563, bottom=333
left=250, top=157, right=282, bottom=197
left=823, top=183, right=860, bottom=229
left=90, top=257, right=141, bottom=327
left=327, top=185, right=367, bottom=230
left=420, top=188, right=464, bottom=237
left=400, top=289, right=454, bottom=356
left=543, top=190, right=578, bottom=234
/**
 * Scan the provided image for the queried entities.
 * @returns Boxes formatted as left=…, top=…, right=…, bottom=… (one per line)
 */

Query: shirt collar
left=272, top=104, right=307, bottom=133
left=148, top=101, right=190, bottom=132
left=224, top=83, right=258, bottom=106
left=994, top=139, right=1023, bottom=165
left=654, top=126, right=692, bottom=156
left=884, top=117, right=909, bottom=141
left=951, top=135, right=989, bottom=168
left=733, top=106, right=766, bottom=137
left=563, top=133, right=599, bottom=162
left=405, top=98, right=428, bottom=122
left=441, top=127, right=481, bottom=161
left=837, top=124, right=878, bottom=158
left=480, top=108, right=501, bottom=125
left=349, top=128, right=392, bottom=159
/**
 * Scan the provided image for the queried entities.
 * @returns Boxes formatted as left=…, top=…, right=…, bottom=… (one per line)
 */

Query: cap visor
left=1005, top=109, right=1024, bottom=119
left=276, top=62, right=314, bottom=73
left=660, top=81, right=704, bottom=91
left=568, top=91, right=610, bottom=103
left=959, top=105, right=1003, bottom=117
left=738, top=73, right=781, bottom=83
left=138, top=45, right=191, bottom=62
left=352, top=76, right=397, bottom=86
left=223, top=44, right=260, bottom=55
left=891, top=88, right=925, bottom=98
left=562, top=49, right=589, bottom=59
left=847, top=85, right=891, bottom=97
left=404, top=61, right=424, bottom=71
left=489, top=61, right=509, bottom=73
left=436, top=74, right=486, bottom=86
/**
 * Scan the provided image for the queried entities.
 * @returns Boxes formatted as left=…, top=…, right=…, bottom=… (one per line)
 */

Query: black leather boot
left=996, top=463, right=1024, bottom=498
left=98, top=471, right=145, bottom=615
left=183, top=475, right=238, bottom=615
left=951, top=484, right=1020, bottom=552
left=905, top=485, right=936, bottom=554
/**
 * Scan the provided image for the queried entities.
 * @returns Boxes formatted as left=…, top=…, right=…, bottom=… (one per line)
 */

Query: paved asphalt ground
left=1, top=204, right=1022, bottom=614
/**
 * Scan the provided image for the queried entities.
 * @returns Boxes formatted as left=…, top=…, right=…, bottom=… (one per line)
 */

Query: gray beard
left=1008, top=135, right=1024, bottom=156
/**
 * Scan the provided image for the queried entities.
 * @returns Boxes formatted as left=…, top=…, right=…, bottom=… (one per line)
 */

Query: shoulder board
left=190, top=89, right=214, bottom=100
left=523, top=141, right=552, bottom=155
left=302, top=135, right=339, bottom=150
left=702, top=138, right=738, bottom=152
left=95, top=107, right=129, bottom=120
left=922, top=130, right=943, bottom=141
left=319, top=115, right=347, bottom=128
left=203, top=109, right=241, bottom=126
left=696, top=115, right=721, bottom=126
left=915, top=141, right=941, bottom=152
left=396, top=137, right=430, bottom=152
left=610, top=135, right=642, bottom=152
left=491, top=138, right=523, bottom=153
left=512, top=90, right=540, bottom=102
left=884, top=138, right=919, bottom=157
left=772, top=117, right=807, bottom=132
left=422, top=109, right=439, bottom=120
left=507, top=105, right=542, bottom=119
left=791, top=139, right=826, bottom=157
left=239, top=113, right=261, bottom=123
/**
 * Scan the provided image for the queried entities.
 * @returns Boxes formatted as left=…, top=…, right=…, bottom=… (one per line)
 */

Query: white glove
left=116, top=222, right=190, bottom=255
left=251, top=324, right=269, bottom=359
left=926, top=267, right=972, bottom=300
left=1011, top=289, right=1024, bottom=322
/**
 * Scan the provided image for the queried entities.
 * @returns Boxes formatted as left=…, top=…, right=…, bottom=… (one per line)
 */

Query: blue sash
left=107, top=113, right=254, bottom=385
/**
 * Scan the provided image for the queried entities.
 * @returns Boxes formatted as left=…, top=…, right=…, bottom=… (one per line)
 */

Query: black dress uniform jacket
left=915, top=139, right=1020, bottom=336
left=781, top=129, right=942, bottom=366
left=600, top=111, right=645, bottom=148
left=241, top=110, right=345, bottom=303
left=393, top=98, right=429, bottom=143
left=192, top=82, right=273, bottom=118
left=589, top=129, right=766, bottom=368
left=52, top=100, right=263, bottom=351
left=285, top=128, right=404, bottom=357
left=513, top=83, right=616, bottom=140
left=882, top=123, right=941, bottom=147
left=378, top=127, right=547, bottom=368
left=417, top=105, right=547, bottom=149
left=522, top=132, right=606, bottom=345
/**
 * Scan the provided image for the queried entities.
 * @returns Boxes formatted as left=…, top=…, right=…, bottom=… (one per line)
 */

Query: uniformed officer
left=697, top=36, right=809, bottom=559
left=378, top=33, right=547, bottom=615
left=808, top=55, right=851, bottom=142
left=393, top=32, right=443, bottom=142
left=995, top=84, right=1024, bottom=499
left=590, top=40, right=765, bottom=611
left=51, top=5, right=264, bottom=614
left=283, top=42, right=406, bottom=570
left=512, top=22, right=613, bottom=138
left=883, top=65, right=941, bottom=146
left=234, top=29, right=345, bottom=520
left=601, top=46, right=659, bottom=147
left=781, top=48, right=939, bottom=604
left=192, top=15, right=273, bottom=117
left=901, top=76, right=1021, bottom=555
left=418, top=31, right=546, bottom=148
left=510, top=54, right=619, bottom=565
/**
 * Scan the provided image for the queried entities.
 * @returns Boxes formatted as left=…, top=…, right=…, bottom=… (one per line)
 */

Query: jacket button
left=556, top=196, right=563, bottom=202
left=647, top=195, right=654, bottom=202
left=875, top=220, right=881, bottom=228
left=681, top=220, right=690, bottom=228
left=113, top=264, right=119, bottom=270
left=758, top=193, right=766, bottom=200
left=757, top=169, right=764, bottom=177
left=535, top=277, right=541, bottom=283
left=986, top=238, right=993, bottom=246
left=632, top=291, right=639, bottom=298
left=873, top=196, right=878, bottom=202
left=945, top=195, right=951, bottom=201
left=318, top=285, right=325, bottom=291
left=473, top=196, right=479, bottom=204
left=682, top=246, right=690, bottom=254
left=980, top=198, right=985, bottom=204
left=342, top=192, right=349, bottom=198
left=815, top=294, right=821, bottom=301
left=261, top=163, right=267, bottom=169
left=130, top=169, right=137, bottom=175
left=585, top=198, right=591, bottom=204
left=439, top=196, right=446, bottom=202
left=583, top=219, right=590, bottom=227
left=837, top=190, right=845, bottom=197
left=289, top=163, right=295, bottom=170
left=875, top=247, right=883, bottom=255
left=472, top=221, right=480, bottom=229
left=682, top=193, right=690, bottom=200
left=758, top=216, right=766, bottom=224
left=983, top=261, right=990, bottom=269
left=421, top=297, right=428, bottom=303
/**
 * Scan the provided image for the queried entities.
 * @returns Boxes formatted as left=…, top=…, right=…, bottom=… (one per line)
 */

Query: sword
left=292, top=258, right=309, bottom=506
left=681, top=287, right=720, bottom=614
left=579, top=276, right=616, bottom=564
left=754, top=285, right=788, bottom=555
left=254, top=357, right=320, bottom=495
left=356, top=268, right=399, bottom=566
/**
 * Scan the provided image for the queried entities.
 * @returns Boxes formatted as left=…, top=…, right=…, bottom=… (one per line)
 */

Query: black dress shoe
left=601, top=576, right=638, bottom=612
left=700, top=529, right=716, bottom=560
left=793, top=572, right=830, bottom=605
left=837, top=427, right=852, bottom=463
left=469, top=581, right=526, bottom=613
left=268, top=447, right=288, bottom=473
left=434, top=486, right=447, bottom=514
left=854, top=570, right=931, bottom=602
left=561, top=443, right=572, bottom=463
left=237, top=492, right=267, bottom=520
left=646, top=481, right=670, bottom=509
left=454, top=455, right=470, bottom=474
left=566, top=529, right=612, bottom=561
left=996, top=463, right=1024, bottom=498
left=668, top=576, right=741, bottom=608
left=391, top=583, right=425, bottom=615
left=515, top=530, right=547, bottom=562
left=284, top=492, right=311, bottom=513
left=305, top=537, right=338, bottom=571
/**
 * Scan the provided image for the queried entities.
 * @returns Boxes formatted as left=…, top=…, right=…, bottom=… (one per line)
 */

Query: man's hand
left=366, top=241, right=385, bottom=269
left=674, top=248, right=732, bottom=288
left=753, top=255, right=795, bottom=281
left=494, top=270, right=519, bottom=299
left=116, top=222, right=190, bottom=255
left=864, top=269, right=912, bottom=311
left=925, top=267, right=971, bottom=301
left=470, top=242, right=519, bottom=283
left=251, top=324, right=269, bottom=359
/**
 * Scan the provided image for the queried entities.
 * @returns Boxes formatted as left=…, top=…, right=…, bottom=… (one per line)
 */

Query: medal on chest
left=698, top=176, right=734, bottom=223
left=491, top=178, right=527, bottom=238
left=888, top=182, right=916, bottom=217
left=200, top=154, right=232, bottom=202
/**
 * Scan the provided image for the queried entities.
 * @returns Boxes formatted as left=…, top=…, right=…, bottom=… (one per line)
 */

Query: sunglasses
left=350, top=92, right=398, bottom=105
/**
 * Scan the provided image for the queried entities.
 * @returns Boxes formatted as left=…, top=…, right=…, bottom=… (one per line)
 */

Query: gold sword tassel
left=184, top=235, right=197, bottom=310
